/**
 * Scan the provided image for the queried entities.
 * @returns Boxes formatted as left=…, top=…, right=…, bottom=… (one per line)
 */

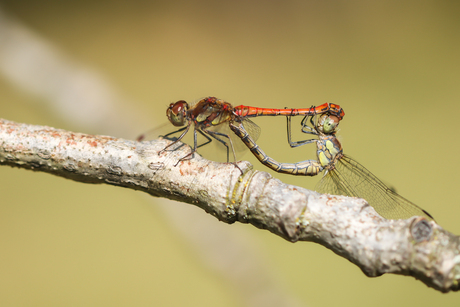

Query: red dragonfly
left=139, top=96, right=345, bottom=167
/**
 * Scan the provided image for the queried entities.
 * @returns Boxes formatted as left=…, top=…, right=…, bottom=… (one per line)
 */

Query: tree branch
left=1, top=118, right=459, bottom=293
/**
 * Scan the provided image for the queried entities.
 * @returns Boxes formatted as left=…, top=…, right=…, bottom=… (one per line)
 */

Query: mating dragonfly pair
left=139, top=96, right=433, bottom=221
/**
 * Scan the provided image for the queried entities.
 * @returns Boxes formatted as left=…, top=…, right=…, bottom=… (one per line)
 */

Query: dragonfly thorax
left=191, top=98, right=234, bottom=127
left=317, top=135, right=343, bottom=168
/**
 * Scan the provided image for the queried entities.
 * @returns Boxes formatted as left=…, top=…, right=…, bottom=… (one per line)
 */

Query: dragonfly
left=141, top=96, right=345, bottom=166
left=229, top=112, right=434, bottom=220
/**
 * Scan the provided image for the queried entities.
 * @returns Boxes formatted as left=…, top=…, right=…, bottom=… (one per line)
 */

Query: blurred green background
left=1, top=0, right=459, bottom=306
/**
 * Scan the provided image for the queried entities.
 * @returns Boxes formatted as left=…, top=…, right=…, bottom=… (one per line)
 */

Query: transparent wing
left=316, top=154, right=434, bottom=220
left=241, top=118, right=261, bottom=142
left=226, top=118, right=261, bottom=155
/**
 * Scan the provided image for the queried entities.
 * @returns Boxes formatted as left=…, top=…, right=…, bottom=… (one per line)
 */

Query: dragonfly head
left=167, top=100, right=189, bottom=127
left=317, top=114, right=340, bottom=134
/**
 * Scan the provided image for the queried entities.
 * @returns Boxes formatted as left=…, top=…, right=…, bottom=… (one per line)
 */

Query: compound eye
left=167, top=100, right=188, bottom=126
left=319, top=114, right=340, bottom=134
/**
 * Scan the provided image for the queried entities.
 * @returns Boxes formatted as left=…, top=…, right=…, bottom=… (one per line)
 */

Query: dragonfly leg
left=287, top=115, right=318, bottom=148
left=174, top=128, right=220, bottom=165
left=298, top=111, right=319, bottom=135
left=203, top=128, right=243, bottom=174
left=299, top=111, right=310, bottom=127
left=299, top=112, right=318, bottom=132
left=159, top=121, right=192, bottom=154
left=308, top=113, right=316, bottom=129
left=203, top=130, right=234, bottom=162
left=137, top=125, right=186, bottom=142
left=160, top=126, right=188, bottom=140
left=178, top=127, right=234, bottom=158
left=196, top=129, right=213, bottom=149
left=300, top=126, right=317, bottom=135
left=174, top=127, right=212, bottom=165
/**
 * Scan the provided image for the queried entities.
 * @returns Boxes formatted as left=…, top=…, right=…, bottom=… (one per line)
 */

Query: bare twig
left=1, top=118, right=459, bottom=293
